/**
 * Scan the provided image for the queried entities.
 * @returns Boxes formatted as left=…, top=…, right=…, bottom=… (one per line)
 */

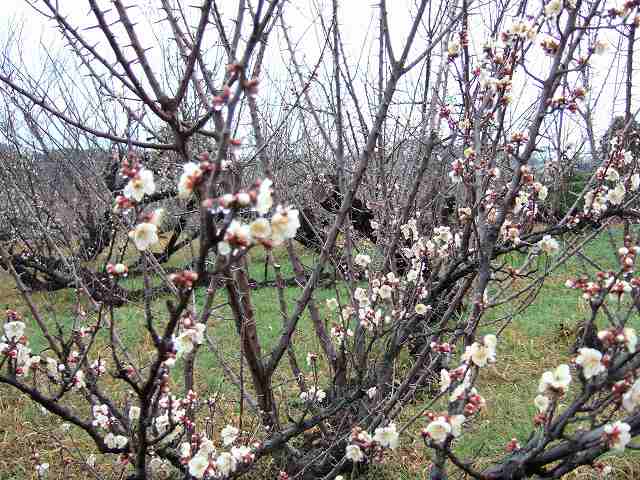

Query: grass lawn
left=0, top=227, right=638, bottom=479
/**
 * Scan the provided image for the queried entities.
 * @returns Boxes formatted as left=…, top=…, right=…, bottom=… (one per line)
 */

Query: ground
left=0, top=228, right=638, bottom=479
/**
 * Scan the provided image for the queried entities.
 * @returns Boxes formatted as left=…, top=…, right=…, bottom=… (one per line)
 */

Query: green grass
left=1, top=227, right=639, bottom=479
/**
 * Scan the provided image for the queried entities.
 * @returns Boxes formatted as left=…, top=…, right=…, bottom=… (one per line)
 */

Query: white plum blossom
left=188, top=454, right=210, bottom=479
left=45, top=357, right=59, bottom=378
left=605, top=168, right=620, bottom=182
left=326, top=298, right=339, bottom=311
left=123, top=168, right=155, bottom=202
left=104, top=432, right=128, bottom=449
left=433, top=226, right=453, bottom=245
left=449, top=414, right=465, bottom=437
left=270, top=206, right=300, bottom=245
left=93, top=404, right=111, bottom=429
left=423, top=416, right=452, bottom=443
left=220, top=425, right=239, bottom=446
left=36, top=463, right=49, bottom=478
left=440, top=369, right=451, bottom=392
left=584, top=189, right=608, bottom=214
left=406, top=269, right=419, bottom=283
left=607, top=183, right=626, bottom=205
left=231, top=445, right=254, bottom=463
left=354, top=288, right=370, bottom=306
left=544, top=0, right=562, bottom=17
left=450, top=383, right=468, bottom=403
left=623, top=378, right=640, bottom=412
left=575, top=348, right=605, bottom=379
left=177, top=162, right=203, bottom=199
left=215, top=452, right=237, bottom=476
left=415, top=303, right=428, bottom=315
left=256, top=179, right=273, bottom=215
left=539, top=364, right=571, bottom=394
left=534, top=182, right=549, bottom=201
left=462, top=334, right=497, bottom=367
left=378, top=284, right=393, bottom=300
left=249, top=218, right=271, bottom=240
left=73, top=370, right=86, bottom=389
left=3, top=321, right=25, bottom=341
left=604, top=421, right=631, bottom=452
left=129, top=222, right=159, bottom=251
left=534, top=395, right=550, bottom=413
left=345, top=444, right=364, bottom=462
left=624, top=328, right=638, bottom=352
left=367, top=386, right=377, bottom=399
left=179, top=442, right=192, bottom=459
left=514, top=190, right=530, bottom=214
left=538, top=235, right=560, bottom=254
left=447, top=39, right=461, bottom=56
left=594, top=38, right=609, bottom=55
left=306, top=352, right=318, bottom=366
left=300, top=387, right=326, bottom=403
left=373, top=422, right=399, bottom=449
left=129, top=406, right=141, bottom=421
left=155, top=413, right=170, bottom=433
left=174, top=323, right=206, bottom=357
left=199, top=438, right=216, bottom=456
left=354, top=253, right=372, bottom=268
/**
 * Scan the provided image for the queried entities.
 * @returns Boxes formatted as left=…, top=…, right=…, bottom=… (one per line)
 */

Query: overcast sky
left=1, top=0, right=637, bottom=154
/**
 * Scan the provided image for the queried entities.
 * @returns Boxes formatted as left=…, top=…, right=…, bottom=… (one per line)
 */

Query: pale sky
left=0, top=0, right=638, bottom=155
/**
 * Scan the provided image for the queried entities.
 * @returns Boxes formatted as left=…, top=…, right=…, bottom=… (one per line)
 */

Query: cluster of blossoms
left=425, top=335, right=495, bottom=445
left=448, top=146, right=481, bottom=185
left=401, top=220, right=460, bottom=267
left=446, top=30, right=469, bottom=59
left=537, top=235, right=560, bottom=255
left=546, top=87, right=586, bottom=113
left=565, top=272, right=638, bottom=302
left=532, top=326, right=638, bottom=452
left=538, top=363, right=572, bottom=400
left=598, top=326, right=638, bottom=353
left=200, top=178, right=300, bottom=255
left=35, top=462, right=49, bottom=478
left=468, top=21, right=539, bottom=110
left=544, top=0, right=576, bottom=18
left=119, top=150, right=300, bottom=255
left=603, top=421, right=632, bottom=452
left=115, top=154, right=156, bottom=209
left=129, top=208, right=165, bottom=251
left=606, top=0, right=640, bottom=19
left=106, top=263, right=128, bottom=277
left=531, top=363, right=571, bottom=425
left=170, top=313, right=206, bottom=362
left=170, top=270, right=199, bottom=290
left=180, top=426, right=255, bottom=479
left=148, top=390, right=199, bottom=442
left=584, top=141, right=639, bottom=216
left=500, top=19, right=536, bottom=45
left=348, top=272, right=403, bottom=332
left=495, top=167, right=551, bottom=246
left=462, top=334, right=497, bottom=367
left=354, top=253, right=372, bottom=269
left=422, top=413, right=466, bottom=443
left=299, top=386, right=327, bottom=404
left=177, top=152, right=219, bottom=199
left=329, top=323, right=354, bottom=343
left=325, top=298, right=355, bottom=343
left=92, top=404, right=129, bottom=450
left=1, top=311, right=40, bottom=378
left=344, top=423, right=400, bottom=463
